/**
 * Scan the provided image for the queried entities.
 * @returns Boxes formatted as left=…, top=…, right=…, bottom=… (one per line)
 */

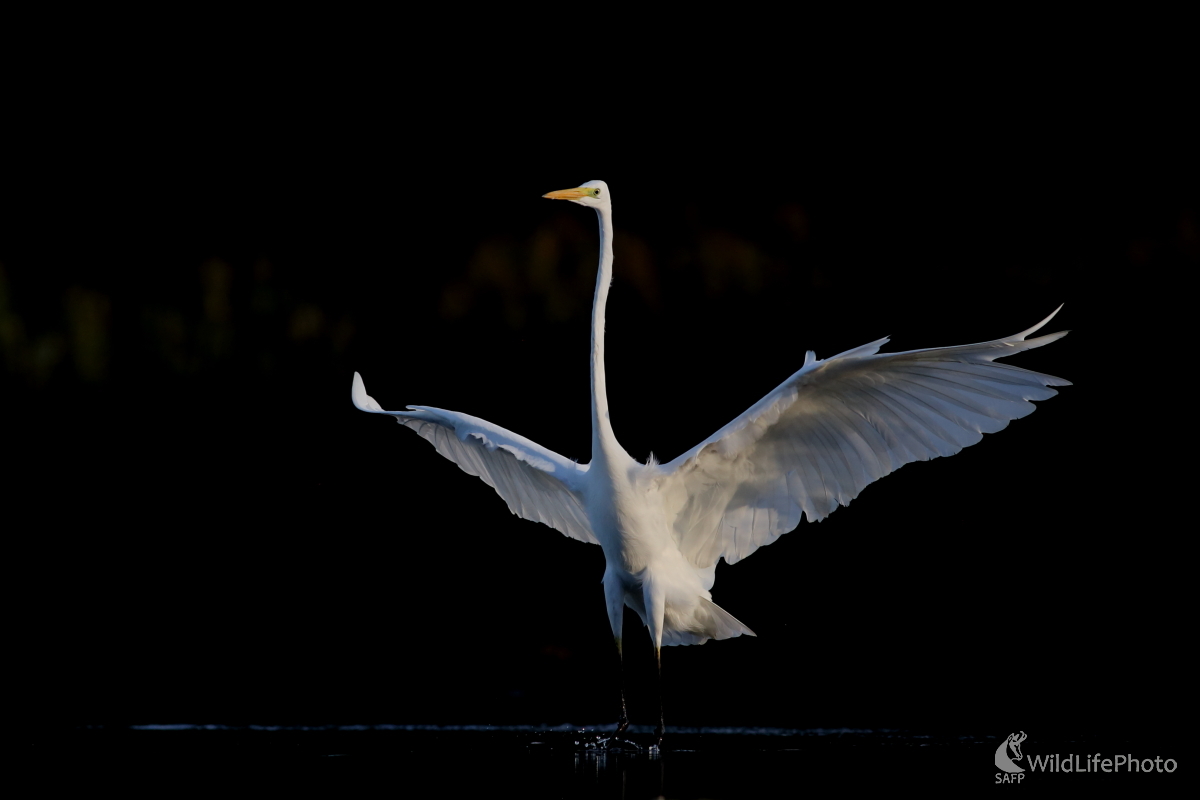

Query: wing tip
left=1013, top=304, right=1065, bottom=341
left=351, top=371, right=384, bottom=413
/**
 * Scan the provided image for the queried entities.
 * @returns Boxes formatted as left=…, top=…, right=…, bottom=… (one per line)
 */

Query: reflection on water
left=55, top=724, right=1015, bottom=796
left=124, top=723, right=886, bottom=735
left=51, top=725, right=1180, bottom=795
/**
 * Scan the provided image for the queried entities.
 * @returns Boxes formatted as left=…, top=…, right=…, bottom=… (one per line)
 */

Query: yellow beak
left=542, top=186, right=592, bottom=200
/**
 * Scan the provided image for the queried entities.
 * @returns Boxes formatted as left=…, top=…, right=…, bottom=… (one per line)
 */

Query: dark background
left=7, top=33, right=1192, bottom=744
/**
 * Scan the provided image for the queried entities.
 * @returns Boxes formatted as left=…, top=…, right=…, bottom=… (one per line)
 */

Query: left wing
left=353, top=373, right=596, bottom=545
left=654, top=307, right=1070, bottom=569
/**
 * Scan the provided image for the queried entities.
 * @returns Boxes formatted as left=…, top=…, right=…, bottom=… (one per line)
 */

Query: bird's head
left=542, top=179, right=610, bottom=210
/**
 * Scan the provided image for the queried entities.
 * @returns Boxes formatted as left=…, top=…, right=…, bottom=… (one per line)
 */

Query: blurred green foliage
left=1, top=197, right=1194, bottom=394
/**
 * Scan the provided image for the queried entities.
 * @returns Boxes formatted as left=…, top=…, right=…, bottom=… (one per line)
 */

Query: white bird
left=352, top=180, right=1069, bottom=743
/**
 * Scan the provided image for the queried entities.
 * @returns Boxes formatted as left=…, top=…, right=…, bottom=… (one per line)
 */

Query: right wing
left=654, top=307, right=1070, bottom=569
left=353, top=373, right=597, bottom=545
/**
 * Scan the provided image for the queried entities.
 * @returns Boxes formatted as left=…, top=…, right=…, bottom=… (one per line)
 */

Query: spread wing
left=655, top=307, right=1070, bottom=568
left=353, top=373, right=596, bottom=545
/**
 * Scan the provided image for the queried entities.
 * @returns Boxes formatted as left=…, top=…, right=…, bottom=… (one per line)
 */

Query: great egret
left=352, top=180, right=1069, bottom=743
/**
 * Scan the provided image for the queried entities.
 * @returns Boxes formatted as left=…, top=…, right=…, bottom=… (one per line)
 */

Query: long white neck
left=590, top=204, right=623, bottom=465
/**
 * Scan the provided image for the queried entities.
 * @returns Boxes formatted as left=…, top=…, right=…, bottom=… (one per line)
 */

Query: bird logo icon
left=995, top=731, right=1028, bottom=773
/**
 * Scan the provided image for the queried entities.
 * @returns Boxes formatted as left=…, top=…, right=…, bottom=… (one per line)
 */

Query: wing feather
left=657, top=307, right=1070, bottom=567
left=352, top=373, right=596, bottom=545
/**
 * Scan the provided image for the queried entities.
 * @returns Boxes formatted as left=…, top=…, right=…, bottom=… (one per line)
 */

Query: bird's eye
left=594, top=189, right=601, bottom=196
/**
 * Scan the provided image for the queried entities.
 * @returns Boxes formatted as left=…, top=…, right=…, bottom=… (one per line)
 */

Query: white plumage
left=353, top=180, right=1068, bottom=737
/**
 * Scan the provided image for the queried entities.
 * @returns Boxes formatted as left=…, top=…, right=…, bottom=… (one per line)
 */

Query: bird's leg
left=614, top=636, right=630, bottom=736
left=600, top=573, right=638, bottom=750
left=598, top=635, right=640, bottom=751
left=653, top=646, right=664, bottom=747
left=643, top=580, right=667, bottom=749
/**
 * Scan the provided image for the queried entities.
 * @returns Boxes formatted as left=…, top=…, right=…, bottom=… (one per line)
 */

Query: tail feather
left=662, top=597, right=756, bottom=646
left=701, top=596, right=756, bottom=640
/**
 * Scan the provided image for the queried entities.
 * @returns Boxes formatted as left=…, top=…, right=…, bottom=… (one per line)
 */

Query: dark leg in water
left=599, top=636, right=639, bottom=750
left=654, top=646, right=664, bottom=747
left=615, top=637, right=629, bottom=736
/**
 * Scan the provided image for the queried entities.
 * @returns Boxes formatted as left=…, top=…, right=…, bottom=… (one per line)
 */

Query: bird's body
left=589, top=444, right=754, bottom=651
left=353, top=180, right=1069, bottom=740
